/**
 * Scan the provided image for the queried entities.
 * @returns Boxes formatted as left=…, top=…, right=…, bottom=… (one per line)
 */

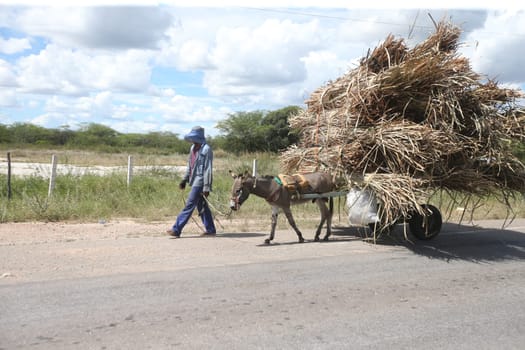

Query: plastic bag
left=346, top=188, right=379, bottom=226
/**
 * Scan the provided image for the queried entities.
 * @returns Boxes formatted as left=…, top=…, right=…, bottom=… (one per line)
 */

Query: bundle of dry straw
left=280, top=19, right=525, bottom=224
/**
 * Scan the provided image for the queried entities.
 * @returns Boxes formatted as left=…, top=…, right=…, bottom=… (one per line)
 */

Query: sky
left=0, top=1, right=524, bottom=138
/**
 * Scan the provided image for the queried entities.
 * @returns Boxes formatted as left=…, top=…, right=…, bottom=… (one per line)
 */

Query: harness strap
left=266, top=178, right=282, bottom=202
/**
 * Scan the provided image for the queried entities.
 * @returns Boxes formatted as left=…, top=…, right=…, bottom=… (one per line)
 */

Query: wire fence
left=2, top=152, right=186, bottom=199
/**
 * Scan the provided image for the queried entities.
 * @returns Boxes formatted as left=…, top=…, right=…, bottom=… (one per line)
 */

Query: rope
left=202, top=195, right=229, bottom=230
left=179, top=190, right=234, bottom=235
left=203, top=194, right=233, bottom=218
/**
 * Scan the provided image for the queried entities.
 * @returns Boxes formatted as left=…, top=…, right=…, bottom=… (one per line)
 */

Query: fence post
left=252, top=159, right=258, bottom=177
left=48, top=154, right=57, bottom=197
left=127, top=155, right=133, bottom=187
left=7, top=152, right=12, bottom=200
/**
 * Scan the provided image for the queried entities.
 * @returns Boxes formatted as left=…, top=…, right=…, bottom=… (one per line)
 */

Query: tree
left=8, top=123, right=52, bottom=144
left=49, top=126, right=75, bottom=146
left=0, top=124, right=11, bottom=143
left=261, top=106, right=301, bottom=152
left=216, top=111, right=268, bottom=153
left=72, top=123, right=119, bottom=147
left=216, top=106, right=303, bottom=154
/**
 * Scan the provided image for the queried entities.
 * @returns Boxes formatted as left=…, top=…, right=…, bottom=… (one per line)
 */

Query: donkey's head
left=229, top=170, right=252, bottom=211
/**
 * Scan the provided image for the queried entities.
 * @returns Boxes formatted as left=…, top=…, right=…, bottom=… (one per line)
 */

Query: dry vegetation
left=281, top=18, right=525, bottom=225
left=0, top=148, right=189, bottom=166
left=0, top=147, right=254, bottom=174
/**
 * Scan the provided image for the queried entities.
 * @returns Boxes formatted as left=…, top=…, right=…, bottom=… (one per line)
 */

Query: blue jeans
left=172, top=186, right=216, bottom=235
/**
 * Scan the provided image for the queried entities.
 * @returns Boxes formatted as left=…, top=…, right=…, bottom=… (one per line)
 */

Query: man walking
left=167, top=126, right=216, bottom=238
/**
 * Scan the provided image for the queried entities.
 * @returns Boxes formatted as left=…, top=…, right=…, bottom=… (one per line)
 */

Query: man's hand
left=179, top=180, right=186, bottom=190
left=203, top=191, right=209, bottom=198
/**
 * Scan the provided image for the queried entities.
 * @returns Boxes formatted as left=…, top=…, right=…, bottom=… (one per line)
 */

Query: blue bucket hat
left=184, top=126, right=206, bottom=144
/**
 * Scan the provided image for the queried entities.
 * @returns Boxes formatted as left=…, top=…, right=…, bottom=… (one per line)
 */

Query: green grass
left=1, top=172, right=181, bottom=222
left=1, top=150, right=525, bottom=225
left=0, top=150, right=277, bottom=224
left=427, top=189, right=525, bottom=223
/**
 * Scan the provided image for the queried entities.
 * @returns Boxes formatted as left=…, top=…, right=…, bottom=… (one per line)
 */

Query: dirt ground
left=0, top=218, right=381, bottom=284
left=4, top=215, right=524, bottom=286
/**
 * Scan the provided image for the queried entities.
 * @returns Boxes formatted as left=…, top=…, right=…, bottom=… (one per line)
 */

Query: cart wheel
left=408, top=204, right=442, bottom=240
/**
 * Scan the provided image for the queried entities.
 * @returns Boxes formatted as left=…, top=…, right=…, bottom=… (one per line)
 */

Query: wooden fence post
left=252, top=159, right=258, bottom=177
left=7, top=152, right=12, bottom=200
left=127, top=155, right=133, bottom=187
left=48, top=154, right=57, bottom=197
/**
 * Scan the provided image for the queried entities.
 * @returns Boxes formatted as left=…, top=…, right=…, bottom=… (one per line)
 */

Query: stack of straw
left=280, top=19, right=525, bottom=224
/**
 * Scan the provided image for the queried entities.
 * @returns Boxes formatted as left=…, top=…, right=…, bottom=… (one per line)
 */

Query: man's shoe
left=199, top=232, right=216, bottom=237
left=166, top=229, right=180, bottom=238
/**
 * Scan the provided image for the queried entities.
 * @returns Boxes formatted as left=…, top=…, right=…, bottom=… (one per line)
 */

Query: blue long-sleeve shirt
left=182, top=143, right=213, bottom=192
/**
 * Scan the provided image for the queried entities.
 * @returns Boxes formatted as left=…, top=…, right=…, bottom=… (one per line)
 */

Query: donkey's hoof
left=264, top=239, right=271, bottom=245
left=314, top=236, right=320, bottom=242
left=298, top=237, right=305, bottom=243
left=323, top=236, right=330, bottom=242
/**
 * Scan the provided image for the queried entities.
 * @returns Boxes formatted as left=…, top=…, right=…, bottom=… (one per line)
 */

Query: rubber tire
left=408, top=204, right=442, bottom=240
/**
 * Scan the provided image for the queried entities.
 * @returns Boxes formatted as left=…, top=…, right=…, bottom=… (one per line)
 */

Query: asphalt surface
left=1, top=219, right=525, bottom=349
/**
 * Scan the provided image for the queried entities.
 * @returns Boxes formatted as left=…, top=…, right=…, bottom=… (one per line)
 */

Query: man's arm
left=202, top=145, right=213, bottom=194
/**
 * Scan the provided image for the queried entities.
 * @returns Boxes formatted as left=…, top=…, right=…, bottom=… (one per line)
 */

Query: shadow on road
left=252, top=235, right=364, bottom=247
left=218, top=232, right=267, bottom=238
left=332, top=222, right=525, bottom=262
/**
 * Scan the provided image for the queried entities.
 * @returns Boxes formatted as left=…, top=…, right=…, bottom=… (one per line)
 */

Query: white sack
left=347, top=188, right=379, bottom=226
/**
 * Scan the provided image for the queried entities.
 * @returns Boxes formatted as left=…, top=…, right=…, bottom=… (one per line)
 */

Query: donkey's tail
left=329, top=196, right=334, bottom=214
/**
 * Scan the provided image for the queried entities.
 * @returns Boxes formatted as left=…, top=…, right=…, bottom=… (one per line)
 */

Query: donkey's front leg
left=283, top=208, right=305, bottom=243
left=264, top=206, right=279, bottom=245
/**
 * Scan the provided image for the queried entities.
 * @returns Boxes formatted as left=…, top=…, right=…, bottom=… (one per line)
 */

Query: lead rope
left=202, top=194, right=232, bottom=231
left=180, top=194, right=231, bottom=234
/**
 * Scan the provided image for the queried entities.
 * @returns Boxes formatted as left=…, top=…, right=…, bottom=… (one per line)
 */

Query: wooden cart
left=299, top=189, right=442, bottom=240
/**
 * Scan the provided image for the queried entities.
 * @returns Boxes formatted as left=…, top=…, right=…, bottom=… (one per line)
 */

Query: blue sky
left=0, top=1, right=524, bottom=137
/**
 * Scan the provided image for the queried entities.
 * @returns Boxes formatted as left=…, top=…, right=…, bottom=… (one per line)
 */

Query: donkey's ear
left=228, top=170, right=238, bottom=179
left=243, top=170, right=251, bottom=177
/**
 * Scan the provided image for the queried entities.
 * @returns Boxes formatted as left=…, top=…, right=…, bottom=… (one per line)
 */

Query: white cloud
left=147, top=86, right=177, bottom=97
left=177, top=39, right=211, bottom=70
left=44, top=96, right=70, bottom=112
left=206, top=19, right=320, bottom=90
left=156, top=94, right=228, bottom=123
left=30, top=113, right=70, bottom=129
left=0, top=59, right=17, bottom=87
left=14, top=6, right=172, bottom=50
left=192, top=17, right=329, bottom=105
left=26, top=99, right=39, bottom=108
left=0, top=89, right=18, bottom=107
left=301, top=50, right=352, bottom=92
left=108, top=120, right=160, bottom=134
left=15, top=44, right=153, bottom=95
left=44, top=91, right=130, bottom=121
left=82, top=7, right=172, bottom=49
left=0, top=36, right=31, bottom=54
left=462, top=10, right=525, bottom=84
left=13, top=7, right=90, bottom=43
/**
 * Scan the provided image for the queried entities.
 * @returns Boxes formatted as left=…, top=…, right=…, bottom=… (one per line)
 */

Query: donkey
left=229, top=171, right=335, bottom=244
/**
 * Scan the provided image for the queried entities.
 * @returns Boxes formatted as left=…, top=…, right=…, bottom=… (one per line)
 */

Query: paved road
left=1, top=220, right=525, bottom=349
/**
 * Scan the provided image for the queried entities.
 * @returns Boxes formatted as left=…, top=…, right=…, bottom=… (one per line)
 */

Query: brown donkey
left=229, top=171, right=335, bottom=244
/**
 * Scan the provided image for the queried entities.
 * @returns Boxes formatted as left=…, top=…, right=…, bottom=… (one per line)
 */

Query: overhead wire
left=240, top=6, right=525, bottom=38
